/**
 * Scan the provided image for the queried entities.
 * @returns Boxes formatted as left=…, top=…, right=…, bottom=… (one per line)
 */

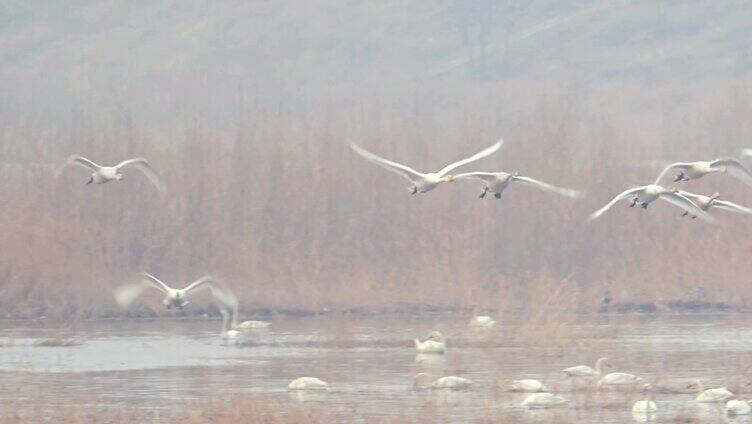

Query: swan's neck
left=231, top=303, right=239, bottom=328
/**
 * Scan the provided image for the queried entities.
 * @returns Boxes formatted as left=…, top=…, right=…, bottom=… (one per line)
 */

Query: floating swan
left=350, top=141, right=502, bottom=194
left=726, top=399, right=751, bottom=416
left=587, top=184, right=717, bottom=224
left=114, top=273, right=236, bottom=310
left=468, top=315, right=496, bottom=329
left=220, top=309, right=241, bottom=341
left=414, top=331, right=446, bottom=354
left=632, top=384, right=657, bottom=415
left=288, top=377, right=329, bottom=391
left=599, top=372, right=643, bottom=388
left=452, top=171, right=584, bottom=199
left=227, top=302, right=271, bottom=330
left=64, top=155, right=166, bottom=194
left=563, top=357, right=611, bottom=378
left=521, top=393, right=567, bottom=409
left=655, top=158, right=752, bottom=187
left=511, top=379, right=549, bottom=393
left=694, top=380, right=734, bottom=403
left=413, top=373, right=473, bottom=390
left=677, top=190, right=752, bottom=217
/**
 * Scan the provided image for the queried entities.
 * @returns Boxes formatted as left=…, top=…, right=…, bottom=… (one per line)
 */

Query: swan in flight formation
left=64, top=155, right=166, bottom=194
left=655, top=158, right=752, bottom=187
left=114, top=273, right=236, bottom=310
left=350, top=141, right=502, bottom=194
left=587, top=184, right=717, bottom=224
left=676, top=191, right=752, bottom=218
left=452, top=171, right=584, bottom=200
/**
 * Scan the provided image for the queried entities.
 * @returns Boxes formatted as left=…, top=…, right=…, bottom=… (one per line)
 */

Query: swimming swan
left=587, top=184, right=717, bottom=224
left=64, top=155, right=166, bottom=194
left=414, top=331, right=446, bottom=354
left=452, top=171, right=584, bottom=199
left=114, top=273, right=236, bottom=310
left=220, top=309, right=241, bottom=341
left=288, top=377, right=329, bottom=391
left=468, top=315, right=496, bottom=329
left=350, top=141, right=502, bottom=194
left=655, top=158, right=752, bottom=187
left=228, top=302, right=271, bottom=330
left=413, top=373, right=473, bottom=390
left=632, top=384, right=657, bottom=420
left=563, top=357, right=611, bottom=378
left=677, top=190, right=752, bottom=217
left=694, top=380, right=734, bottom=403
left=522, top=393, right=567, bottom=408
left=599, top=372, right=642, bottom=388
left=726, top=399, right=751, bottom=416
left=511, top=379, right=549, bottom=393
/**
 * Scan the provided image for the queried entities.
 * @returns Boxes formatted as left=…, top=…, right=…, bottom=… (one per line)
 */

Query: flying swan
left=676, top=190, right=752, bottom=218
left=587, top=184, right=717, bottom=224
left=350, top=140, right=502, bottom=194
left=114, top=273, right=237, bottom=310
left=655, top=158, right=752, bottom=188
left=452, top=171, right=584, bottom=199
left=64, top=155, right=166, bottom=194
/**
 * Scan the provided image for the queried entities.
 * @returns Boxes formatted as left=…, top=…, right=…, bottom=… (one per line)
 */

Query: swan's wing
left=436, top=140, right=503, bottom=176
left=742, top=148, right=752, bottom=157
left=712, top=159, right=752, bottom=187
left=66, top=155, right=101, bottom=171
left=181, top=276, right=238, bottom=308
left=654, top=162, right=692, bottom=184
left=114, top=274, right=170, bottom=307
left=713, top=199, right=752, bottom=215
left=115, top=158, right=167, bottom=194
left=452, top=172, right=497, bottom=182
left=512, top=175, right=585, bottom=198
left=587, top=187, right=644, bottom=221
left=660, top=191, right=718, bottom=224
left=350, top=144, right=424, bottom=182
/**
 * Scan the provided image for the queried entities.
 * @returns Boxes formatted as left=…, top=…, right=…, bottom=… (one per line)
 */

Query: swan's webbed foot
left=673, top=172, right=685, bottom=182
left=681, top=211, right=689, bottom=217
left=411, top=187, right=418, bottom=195
left=641, top=202, right=649, bottom=209
left=86, top=177, right=93, bottom=185
left=494, top=193, right=501, bottom=199
left=691, top=215, right=697, bottom=219
left=479, top=188, right=487, bottom=198
left=629, top=197, right=638, bottom=208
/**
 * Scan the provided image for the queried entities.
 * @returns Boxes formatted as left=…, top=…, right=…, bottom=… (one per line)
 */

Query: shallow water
left=2, top=313, right=752, bottom=422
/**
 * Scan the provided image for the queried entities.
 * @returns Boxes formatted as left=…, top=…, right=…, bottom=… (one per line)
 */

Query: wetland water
left=2, top=313, right=752, bottom=422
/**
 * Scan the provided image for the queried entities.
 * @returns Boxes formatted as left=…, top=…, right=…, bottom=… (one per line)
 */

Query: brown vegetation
left=3, top=78, right=752, bottom=319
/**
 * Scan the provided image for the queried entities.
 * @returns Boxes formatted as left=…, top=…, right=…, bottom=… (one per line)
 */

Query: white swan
left=350, top=141, right=502, bottom=194
left=599, top=372, right=643, bottom=388
left=563, top=357, right=611, bottom=378
left=114, top=273, right=236, bottom=310
left=632, top=384, right=657, bottom=415
left=288, top=377, right=329, bottom=391
left=726, top=399, right=751, bottom=416
left=414, top=331, right=446, bottom=354
left=220, top=309, right=241, bottom=341
left=587, top=184, right=717, bottom=224
left=694, top=380, right=734, bottom=403
left=677, top=190, right=752, bottom=217
left=64, top=155, right=166, bottom=194
left=227, top=302, right=271, bottom=330
left=452, top=171, right=584, bottom=199
left=655, top=158, right=752, bottom=187
left=521, top=393, right=567, bottom=409
left=413, top=373, right=473, bottom=390
left=652, top=377, right=700, bottom=394
left=468, top=315, right=496, bottom=329
left=511, top=379, right=549, bottom=393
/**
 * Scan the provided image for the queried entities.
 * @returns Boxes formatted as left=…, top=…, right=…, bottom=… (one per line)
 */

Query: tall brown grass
left=3, top=77, right=752, bottom=319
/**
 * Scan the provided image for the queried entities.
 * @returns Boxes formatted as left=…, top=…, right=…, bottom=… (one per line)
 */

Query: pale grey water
left=2, top=314, right=752, bottom=422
